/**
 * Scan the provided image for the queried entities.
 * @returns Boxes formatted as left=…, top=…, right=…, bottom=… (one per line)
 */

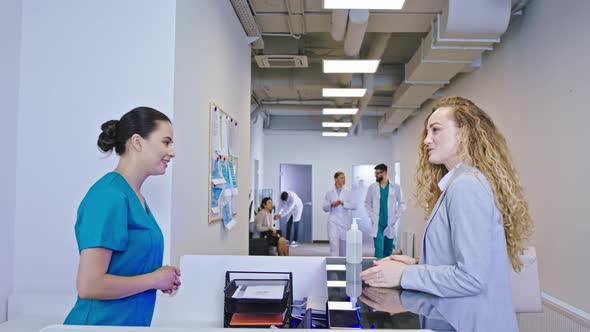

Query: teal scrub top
left=378, top=182, right=389, bottom=228
left=64, top=172, right=164, bottom=326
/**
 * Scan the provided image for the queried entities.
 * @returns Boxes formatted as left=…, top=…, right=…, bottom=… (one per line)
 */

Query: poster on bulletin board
left=209, top=103, right=239, bottom=230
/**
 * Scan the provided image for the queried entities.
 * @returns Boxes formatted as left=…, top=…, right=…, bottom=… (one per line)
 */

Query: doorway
left=279, top=164, right=312, bottom=243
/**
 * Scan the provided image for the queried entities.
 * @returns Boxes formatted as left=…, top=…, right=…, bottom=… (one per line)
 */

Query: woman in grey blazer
left=361, top=97, right=533, bottom=330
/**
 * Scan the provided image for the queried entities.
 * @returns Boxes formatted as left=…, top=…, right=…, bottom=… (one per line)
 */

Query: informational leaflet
left=228, top=119, right=239, bottom=158
left=223, top=199, right=236, bottom=230
left=211, top=154, right=226, bottom=185
left=211, top=186, right=223, bottom=215
left=211, top=108, right=222, bottom=153
left=220, top=159, right=233, bottom=197
left=219, top=114, right=229, bottom=156
left=228, top=158, right=238, bottom=195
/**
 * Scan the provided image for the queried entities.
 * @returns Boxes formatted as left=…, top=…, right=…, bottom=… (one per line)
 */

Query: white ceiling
left=232, top=0, right=524, bottom=134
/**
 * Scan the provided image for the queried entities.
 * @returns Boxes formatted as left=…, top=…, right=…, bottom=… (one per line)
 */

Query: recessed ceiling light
left=323, top=60, right=380, bottom=73
left=323, top=132, right=348, bottom=137
left=323, top=108, right=359, bottom=115
left=323, top=0, right=406, bottom=10
left=323, top=122, right=352, bottom=128
left=322, top=88, right=366, bottom=97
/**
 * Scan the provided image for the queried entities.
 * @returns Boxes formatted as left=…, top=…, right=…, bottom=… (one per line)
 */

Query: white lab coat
left=323, top=186, right=357, bottom=256
left=364, top=181, right=406, bottom=239
left=277, top=191, right=303, bottom=222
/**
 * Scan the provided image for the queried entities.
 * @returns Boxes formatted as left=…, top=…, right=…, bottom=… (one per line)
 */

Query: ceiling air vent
left=255, top=55, right=308, bottom=68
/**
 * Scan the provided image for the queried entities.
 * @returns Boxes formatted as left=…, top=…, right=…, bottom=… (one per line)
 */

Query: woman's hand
left=152, top=265, right=181, bottom=293
left=359, top=287, right=406, bottom=315
left=389, top=254, right=419, bottom=265
left=361, top=259, right=406, bottom=288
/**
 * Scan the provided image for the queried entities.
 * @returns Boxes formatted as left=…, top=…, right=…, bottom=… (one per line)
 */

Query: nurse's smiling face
left=138, top=120, right=176, bottom=176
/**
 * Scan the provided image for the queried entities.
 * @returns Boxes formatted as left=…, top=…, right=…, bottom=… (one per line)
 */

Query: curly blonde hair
left=415, top=96, right=534, bottom=271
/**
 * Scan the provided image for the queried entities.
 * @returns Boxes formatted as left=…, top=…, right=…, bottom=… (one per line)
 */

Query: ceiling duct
left=344, top=9, right=370, bottom=56
left=255, top=55, right=309, bottom=68
left=230, top=0, right=264, bottom=49
left=348, top=33, right=392, bottom=134
left=331, top=9, right=349, bottom=41
left=378, top=0, right=511, bottom=134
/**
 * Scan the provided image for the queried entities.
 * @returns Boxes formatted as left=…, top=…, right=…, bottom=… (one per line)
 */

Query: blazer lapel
left=423, top=190, right=447, bottom=238
left=420, top=166, right=469, bottom=255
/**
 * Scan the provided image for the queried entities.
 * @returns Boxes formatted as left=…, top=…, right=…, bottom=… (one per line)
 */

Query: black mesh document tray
left=224, top=271, right=293, bottom=314
left=224, top=271, right=293, bottom=328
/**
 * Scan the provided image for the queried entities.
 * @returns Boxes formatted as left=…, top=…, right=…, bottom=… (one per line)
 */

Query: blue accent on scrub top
left=378, top=182, right=389, bottom=228
left=64, top=172, right=164, bottom=326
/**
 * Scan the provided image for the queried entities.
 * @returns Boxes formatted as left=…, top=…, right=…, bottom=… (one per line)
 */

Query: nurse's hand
left=273, top=214, right=281, bottom=220
left=162, top=275, right=182, bottom=294
left=361, top=259, right=406, bottom=288
left=389, top=255, right=419, bottom=265
left=152, top=265, right=181, bottom=292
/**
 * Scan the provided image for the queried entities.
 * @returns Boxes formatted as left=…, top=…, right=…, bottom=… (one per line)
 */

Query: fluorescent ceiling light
left=322, top=88, right=366, bottom=97
left=323, top=108, right=359, bottom=115
left=323, top=132, right=348, bottom=137
left=323, top=60, right=380, bottom=73
left=323, top=122, right=352, bottom=128
left=323, top=0, right=406, bottom=10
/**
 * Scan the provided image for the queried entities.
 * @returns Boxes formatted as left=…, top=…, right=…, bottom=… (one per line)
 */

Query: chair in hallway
left=511, top=246, right=542, bottom=313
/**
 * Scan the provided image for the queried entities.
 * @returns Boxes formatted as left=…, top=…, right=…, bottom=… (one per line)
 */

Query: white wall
left=14, top=0, right=176, bottom=293
left=170, top=0, right=251, bottom=264
left=251, top=112, right=265, bottom=192
left=0, top=0, right=21, bottom=322
left=392, top=0, right=590, bottom=312
left=264, top=130, right=393, bottom=241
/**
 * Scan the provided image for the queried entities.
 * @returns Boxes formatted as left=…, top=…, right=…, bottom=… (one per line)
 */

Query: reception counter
left=31, top=254, right=519, bottom=332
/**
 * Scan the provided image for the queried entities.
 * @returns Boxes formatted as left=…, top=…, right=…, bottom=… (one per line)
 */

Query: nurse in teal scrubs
left=64, top=107, right=180, bottom=326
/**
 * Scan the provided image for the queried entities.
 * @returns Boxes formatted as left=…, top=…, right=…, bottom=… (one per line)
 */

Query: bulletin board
left=209, top=103, right=239, bottom=229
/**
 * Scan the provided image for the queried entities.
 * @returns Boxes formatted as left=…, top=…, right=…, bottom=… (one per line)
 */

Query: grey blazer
left=401, top=165, right=518, bottom=331
left=401, top=290, right=519, bottom=332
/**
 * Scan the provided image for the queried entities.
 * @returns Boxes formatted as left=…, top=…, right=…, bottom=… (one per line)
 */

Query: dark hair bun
left=97, top=120, right=119, bottom=152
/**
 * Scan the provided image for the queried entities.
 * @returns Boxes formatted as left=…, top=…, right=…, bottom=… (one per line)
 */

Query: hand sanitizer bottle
left=346, top=218, right=362, bottom=264
left=346, top=262, right=362, bottom=307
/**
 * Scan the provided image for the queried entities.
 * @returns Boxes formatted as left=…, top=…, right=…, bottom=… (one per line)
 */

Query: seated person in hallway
left=323, top=171, right=356, bottom=256
left=365, top=164, right=406, bottom=258
left=64, top=107, right=181, bottom=326
left=361, top=96, right=534, bottom=331
left=253, top=197, right=289, bottom=256
left=274, top=190, right=303, bottom=247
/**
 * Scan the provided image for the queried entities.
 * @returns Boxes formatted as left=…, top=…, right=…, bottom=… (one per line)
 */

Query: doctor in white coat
left=275, top=191, right=304, bottom=246
left=323, top=171, right=357, bottom=256
left=365, top=164, right=406, bottom=258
